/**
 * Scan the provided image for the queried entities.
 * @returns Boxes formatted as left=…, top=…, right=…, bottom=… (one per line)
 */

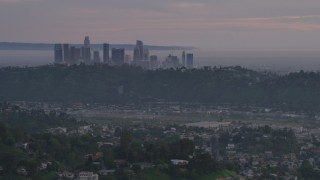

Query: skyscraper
left=82, top=36, right=91, bottom=64
left=150, top=55, right=158, bottom=69
left=84, top=36, right=90, bottom=48
left=54, top=44, right=63, bottom=64
left=136, top=40, right=144, bottom=60
left=182, top=51, right=186, bottom=67
left=143, top=49, right=150, bottom=60
left=133, top=40, right=144, bottom=61
left=165, top=54, right=179, bottom=68
left=93, top=51, right=101, bottom=63
left=82, top=47, right=91, bottom=64
left=63, top=44, right=70, bottom=64
left=70, top=46, right=81, bottom=64
left=111, top=48, right=125, bottom=66
left=124, top=55, right=131, bottom=64
left=103, top=43, right=110, bottom=63
left=133, top=47, right=140, bottom=61
left=186, top=53, right=194, bottom=68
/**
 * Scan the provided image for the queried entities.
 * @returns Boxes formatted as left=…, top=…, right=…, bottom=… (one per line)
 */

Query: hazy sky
left=1, top=0, right=320, bottom=50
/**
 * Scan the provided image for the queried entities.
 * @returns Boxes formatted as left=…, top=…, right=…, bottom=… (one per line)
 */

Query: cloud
left=106, top=13, right=320, bottom=32
left=0, top=0, right=37, bottom=3
left=169, top=2, right=207, bottom=9
left=1, top=0, right=320, bottom=49
left=231, top=15, right=320, bottom=31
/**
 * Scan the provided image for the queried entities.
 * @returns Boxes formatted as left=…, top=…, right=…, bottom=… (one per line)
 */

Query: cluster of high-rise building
left=54, top=36, right=194, bottom=69
left=162, top=52, right=193, bottom=69
left=54, top=36, right=99, bottom=65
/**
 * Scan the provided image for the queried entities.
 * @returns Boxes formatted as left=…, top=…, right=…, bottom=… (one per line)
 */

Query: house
left=78, top=125, right=92, bottom=134
left=39, top=163, right=47, bottom=171
left=77, top=171, right=99, bottom=180
left=239, top=158, right=247, bottom=165
left=163, top=127, right=177, bottom=134
left=283, top=153, right=297, bottom=161
left=264, top=151, right=273, bottom=158
left=114, top=159, right=127, bottom=167
left=170, top=159, right=189, bottom=166
left=58, top=171, right=75, bottom=179
left=132, top=163, right=155, bottom=170
left=263, top=134, right=270, bottom=138
left=16, top=142, right=29, bottom=150
left=284, top=175, right=298, bottom=180
left=308, top=158, right=316, bottom=168
left=251, top=160, right=259, bottom=166
left=243, top=169, right=254, bottom=179
left=99, top=169, right=116, bottom=176
left=226, top=144, right=235, bottom=150
left=226, top=151, right=237, bottom=160
left=269, top=161, right=278, bottom=168
left=123, top=168, right=135, bottom=177
left=101, top=125, right=109, bottom=132
left=16, top=167, right=27, bottom=176
left=97, top=142, right=114, bottom=148
left=39, top=161, right=52, bottom=171
left=287, top=162, right=298, bottom=170
left=270, top=173, right=278, bottom=178
left=47, top=127, right=67, bottom=134
left=85, top=152, right=103, bottom=161
left=170, top=127, right=177, bottom=132
left=92, top=162, right=101, bottom=166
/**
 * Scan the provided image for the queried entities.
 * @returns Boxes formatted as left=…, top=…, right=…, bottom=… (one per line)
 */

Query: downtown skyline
left=1, top=0, right=320, bottom=50
left=54, top=37, right=194, bottom=69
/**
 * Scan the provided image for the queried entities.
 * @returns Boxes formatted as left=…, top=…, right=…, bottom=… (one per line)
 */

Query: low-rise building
left=77, top=171, right=99, bottom=180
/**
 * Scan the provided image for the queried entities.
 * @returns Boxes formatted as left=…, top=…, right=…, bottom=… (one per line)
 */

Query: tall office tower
left=63, top=44, right=70, bottom=64
left=182, top=51, right=186, bottom=67
left=84, top=36, right=90, bottom=48
left=150, top=55, right=158, bottom=69
left=124, top=55, right=131, bottom=64
left=93, top=51, right=101, bottom=63
left=133, top=47, right=140, bottom=61
left=143, top=49, right=150, bottom=60
left=54, top=44, right=63, bottom=64
left=186, top=53, right=194, bottom=68
left=164, top=54, right=179, bottom=68
left=134, top=40, right=144, bottom=60
left=83, top=36, right=91, bottom=64
left=103, top=43, right=110, bottom=63
left=136, top=40, right=144, bottom=59
left=111, top=48, right=125, bottom=66
left=82, top=47, right=91, bottom=64
left=70, top=47, right=81, bottom=64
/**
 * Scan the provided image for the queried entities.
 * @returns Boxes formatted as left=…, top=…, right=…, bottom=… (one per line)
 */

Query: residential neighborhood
left=1, top=102, right=320, bottom=179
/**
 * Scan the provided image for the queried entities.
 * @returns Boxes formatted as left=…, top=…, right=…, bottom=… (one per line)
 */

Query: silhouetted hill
left=0, top=65, right=319, bottom=114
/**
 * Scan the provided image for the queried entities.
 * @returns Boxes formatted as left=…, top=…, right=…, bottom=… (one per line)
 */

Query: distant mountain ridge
left=0, top=42, right=194, bottom=51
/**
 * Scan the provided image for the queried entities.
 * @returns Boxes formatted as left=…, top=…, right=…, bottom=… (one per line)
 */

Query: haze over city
left=1, top=0, right=320, bottom=50
left=2, top=1, right=320, bottom=180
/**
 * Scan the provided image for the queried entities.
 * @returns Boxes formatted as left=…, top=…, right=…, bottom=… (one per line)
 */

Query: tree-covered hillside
left=0, top=103, right=86, bottom=132
left=1, top=64, right=320, bottom=113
